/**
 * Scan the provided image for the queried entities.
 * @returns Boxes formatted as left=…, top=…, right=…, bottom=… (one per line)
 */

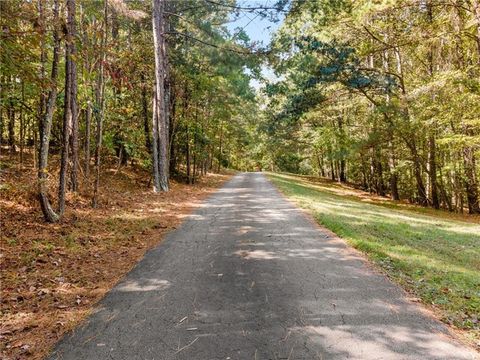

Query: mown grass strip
left=267, top=172, right=480, bottom=342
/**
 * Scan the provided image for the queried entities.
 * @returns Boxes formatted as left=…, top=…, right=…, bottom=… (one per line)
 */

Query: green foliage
left=257, top=0, right=480, bottom=213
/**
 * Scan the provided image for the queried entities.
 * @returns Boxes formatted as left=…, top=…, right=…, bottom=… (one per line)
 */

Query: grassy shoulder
left=0, top=155, right=231, bottom=360
left=267, top=172, right=480, bottom=347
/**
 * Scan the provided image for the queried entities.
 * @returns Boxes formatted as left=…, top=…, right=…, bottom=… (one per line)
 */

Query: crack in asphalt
left=49, top=173, right=477, bottom=360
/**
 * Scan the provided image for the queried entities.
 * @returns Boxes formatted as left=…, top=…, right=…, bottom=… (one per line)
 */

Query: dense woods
left=258, top=0, right=480, bottom=214
left=0, top=0, right=265, bottom=221
left=1, top=1, right=480, bottom=358
left=1, top=0, right=479, bottom=219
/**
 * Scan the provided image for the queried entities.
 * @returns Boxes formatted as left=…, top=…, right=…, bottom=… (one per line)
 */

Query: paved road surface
left=49, top=173, right=477, bottom=360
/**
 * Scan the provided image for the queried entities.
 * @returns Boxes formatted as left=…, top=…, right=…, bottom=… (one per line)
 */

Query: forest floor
left=0, top=153, right=231, bottom=360
left=268, top=172, right=480, bottom=350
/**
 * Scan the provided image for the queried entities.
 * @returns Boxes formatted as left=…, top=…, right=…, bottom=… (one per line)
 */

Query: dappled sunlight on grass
left=268, top=172, right=480, bottom=339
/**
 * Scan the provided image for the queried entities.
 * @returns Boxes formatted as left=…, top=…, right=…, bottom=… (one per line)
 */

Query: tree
left=152, top=0, right=169, bottom=192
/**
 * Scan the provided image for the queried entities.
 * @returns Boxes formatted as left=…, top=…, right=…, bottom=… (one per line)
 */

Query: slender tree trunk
left=217, top=121, right=223, bottom=173
left=463, top=147, right=480, bottom=214
left=152, top=0, right=169, bottom=191
left=92, top=0, right=107, bottom=208
left=0, top=77, right=4, bottom=149
left=168, top=86, right=177, bottom=174
left=186, top=123, right=191, bottom=184
left=84, top=102, right=91, bottom=180
left=337, top=117, right=346, bottom=182
left=141, top=75, right=152, bottom=154
left=151, top=90, right=161, bottom=190
left=330, top=155, right=335, bottom=181
left=428, top=134, right=439, bottom=208
left=68, top=0, right=79, bottom=192
left=413, top=150, right=428, bottom=205
left=193, top=127, right=197, bottom=184
left=388, top=139, right=400, bottom=200
left=394, top=46, right=428, bottom=205
left=472, top=0, right=480, bottom=64
left=58, top=65, right=71, bottom=216
left=19, top=82, right=25, bottom=165
left=38, top=0, right=61, bottom=223
left=58, top=0, right=79, bottom=215
left=8, top=88, right=15, bottom=156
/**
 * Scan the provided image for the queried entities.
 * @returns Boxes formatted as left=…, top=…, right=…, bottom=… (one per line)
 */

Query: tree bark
left=68, top=0, right=79, bottom=192
left=92, top=0, right=107, bottom=208
left=151, top=90, right=161, bottom=189
left=141, top=75, right=152, bottom=154
left=0, top=77, right=4, bottom=148
left=472, top=0, right=480, bottom=64
left=388, top=139, right=400, bottom=200
left=463, top=146, right=480, bottom=214
left=8, top=84, right=15, bottom=156
left=84, top=102, right=91, bottom=180
left=19, top=81, right=25, bottom=165
left=428, top=134, right=439, bottom=209
left=152, top=0, right=169, bottom=191
left=38, top=0, right=61, bottom=223
left=186, top=122, right=191, bottom=184
left=58, top=0, right=78, bottom=215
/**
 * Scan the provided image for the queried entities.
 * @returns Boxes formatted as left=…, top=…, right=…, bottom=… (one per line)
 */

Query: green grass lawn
left=267, top=172, right=480, bottom=342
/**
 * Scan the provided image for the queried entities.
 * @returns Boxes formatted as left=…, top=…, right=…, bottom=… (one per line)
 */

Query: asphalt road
left=49, top=173, right=477, bottom=360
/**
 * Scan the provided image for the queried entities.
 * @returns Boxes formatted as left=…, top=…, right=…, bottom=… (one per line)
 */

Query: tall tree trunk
left=84, top=102, right=91, bottom=180
left=8, top=87, right=15, bottom=156
left=151, top=90, right=161, bottom=190
left=394, top=46, right=429, bottom=205
left=19, top=82, right=25, bottom=165
left=217, top=121, right=223, bottom=173
left=168, top=86, right=177, bottom=174
left=472, top=0, right=480, bottom=64
left=68, top=0, right=79, bottom=192
left=412, top=149, right=428, bottom=205
left=337, top=117, right=346, bottom=182
left=388, top=139, right=400, bottom=200
left=329, top=159, right=335, bottom=181
left=141, top=75, right=152, bottom=154
left=428, top=134, right=439, bottom=209
left=463, top=147, right=480, bottom=214
left=92, top=0, right=107, bottom=208
left=38, top=0, right=61, bottom=223
left=0, top=77, right=4, bottom=149
left=152, top=0, right=169, bottom=191
left=186, top=123, right=191, bottom=184
left=58, top=0, right=78, bottom=215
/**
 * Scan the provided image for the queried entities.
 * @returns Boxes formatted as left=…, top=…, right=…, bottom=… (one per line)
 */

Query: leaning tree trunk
left=38, top=0, right=61, bottom=223
left=152, top=0, right=169, bottom=191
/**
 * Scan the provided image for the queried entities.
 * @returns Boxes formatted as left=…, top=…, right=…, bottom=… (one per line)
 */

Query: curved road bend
left=49, top=172, right=477, bottom=360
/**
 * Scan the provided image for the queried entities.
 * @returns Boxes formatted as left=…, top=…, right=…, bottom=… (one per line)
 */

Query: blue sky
left=226, top=1, right=283, bottom=46
left=226, top=1, right=285, bottom=89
